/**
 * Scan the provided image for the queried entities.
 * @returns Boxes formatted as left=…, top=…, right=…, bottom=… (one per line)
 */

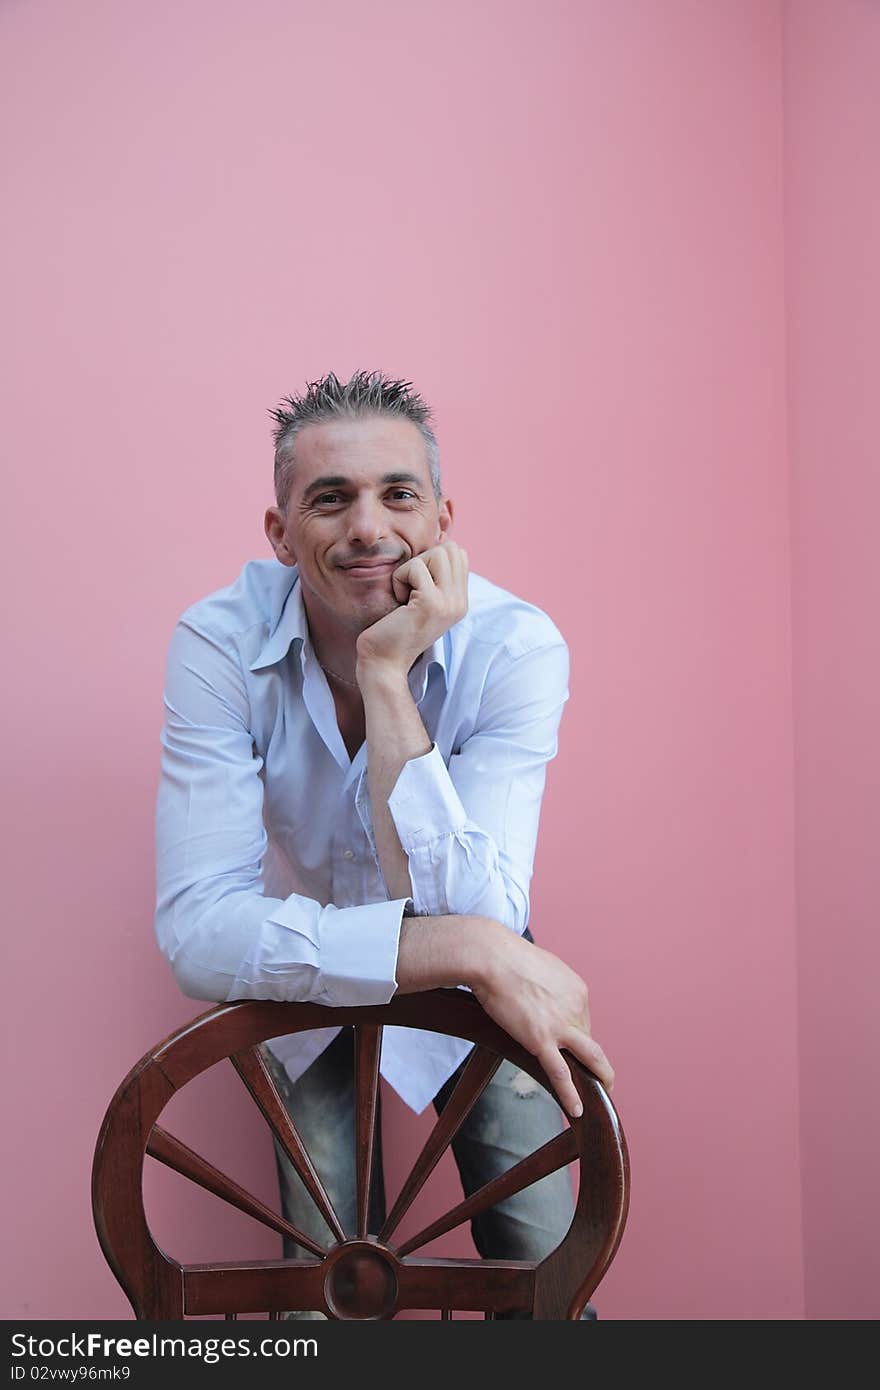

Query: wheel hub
left=323, top=1240, right=399, bottom=1320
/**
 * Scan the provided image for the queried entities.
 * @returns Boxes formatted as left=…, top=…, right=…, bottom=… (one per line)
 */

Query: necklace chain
left=320, top=663, right=359, bottom=688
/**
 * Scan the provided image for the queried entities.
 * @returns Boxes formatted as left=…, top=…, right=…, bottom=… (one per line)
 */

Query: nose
left=345, top=493, right=387, bottom=548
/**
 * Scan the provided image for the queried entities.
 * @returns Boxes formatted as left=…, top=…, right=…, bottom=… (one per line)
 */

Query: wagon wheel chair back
left=92, top=990, right=629, bottom=1320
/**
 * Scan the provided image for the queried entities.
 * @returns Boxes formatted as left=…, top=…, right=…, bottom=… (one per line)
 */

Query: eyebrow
left=301, top=472, right=425, bottom=500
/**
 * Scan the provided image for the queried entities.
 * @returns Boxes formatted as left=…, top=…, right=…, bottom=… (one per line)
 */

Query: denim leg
left=260, top=1028, right=386, bottom=1319
left=433, top=1057, right=574, bottom=1261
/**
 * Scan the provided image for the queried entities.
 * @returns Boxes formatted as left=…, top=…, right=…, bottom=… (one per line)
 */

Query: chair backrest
left=93, top=989, right=629, bottom=1319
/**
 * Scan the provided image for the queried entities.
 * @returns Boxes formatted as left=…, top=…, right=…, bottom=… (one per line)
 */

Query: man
left=155, top=369, right=613, bottom=1316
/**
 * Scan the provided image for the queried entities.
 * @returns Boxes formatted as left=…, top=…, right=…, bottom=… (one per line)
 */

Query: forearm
left=358, top=660, right=431, bottom=900
left=394, top=913, right=500, bottom=993
left=365, top=640, right=569, bottom=930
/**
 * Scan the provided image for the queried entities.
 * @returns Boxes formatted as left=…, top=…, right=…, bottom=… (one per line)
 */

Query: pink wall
left=1, top=0, right=836, bottom=1319
left=784, top=0, right=880, bottom=1322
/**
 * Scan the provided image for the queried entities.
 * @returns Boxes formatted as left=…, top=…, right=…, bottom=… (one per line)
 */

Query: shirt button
left=343, top=849, right=355, bottom=860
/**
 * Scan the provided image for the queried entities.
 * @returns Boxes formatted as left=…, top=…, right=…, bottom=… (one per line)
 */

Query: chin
left=329, top=587, right=394, bottom=631
left=355, top=593, right=398, bottom=626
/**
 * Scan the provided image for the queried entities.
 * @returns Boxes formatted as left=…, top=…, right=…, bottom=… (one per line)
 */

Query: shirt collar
left=248, top=569, right=448, bottom=691
left=248, top=568, right=308, bottom=672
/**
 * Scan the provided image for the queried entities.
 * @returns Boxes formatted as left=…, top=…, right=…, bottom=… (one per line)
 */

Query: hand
left=356, top=538, right=469, bottom=678
left=470, top=922, right=615, bottom=1117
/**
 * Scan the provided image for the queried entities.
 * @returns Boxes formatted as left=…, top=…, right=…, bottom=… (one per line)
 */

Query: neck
left=310, top=634, right=359, bottom=687
left=299, top=591, right=361, bottom=685
left=321, top=661, right=360, bottom=689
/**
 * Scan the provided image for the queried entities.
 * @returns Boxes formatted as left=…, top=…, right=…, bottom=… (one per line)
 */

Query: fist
left=356, top=539, right=469, bottom=675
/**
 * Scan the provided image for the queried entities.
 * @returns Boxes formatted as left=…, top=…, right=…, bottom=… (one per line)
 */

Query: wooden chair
left=92, top=990, right=629, bottom=1320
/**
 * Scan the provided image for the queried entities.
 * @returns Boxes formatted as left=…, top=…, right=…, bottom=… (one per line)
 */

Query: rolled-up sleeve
left=386, top=641, right=569, bottom=932
left=155, top=619, right=407, bottom=1005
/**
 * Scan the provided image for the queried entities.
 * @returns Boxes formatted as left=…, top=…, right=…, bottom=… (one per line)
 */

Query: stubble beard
left=323, top=573, right=401, bottom=636
left=351, top=587, right=400, bottom=632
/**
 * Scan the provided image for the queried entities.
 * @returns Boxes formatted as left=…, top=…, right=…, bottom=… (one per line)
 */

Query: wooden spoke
left=395, top=1127, right=578, bottom=1256
left=354, top=1024, right=382, bottom=1238
left=379, top=1045, right=503, bottom=1243
left=146, top=1126, right=327, bottom=1258
left=229, top=1047, right=346, bottom=1245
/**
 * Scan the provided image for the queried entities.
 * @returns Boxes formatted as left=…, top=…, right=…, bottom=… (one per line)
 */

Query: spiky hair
left=269, top=369, right=442, bottom=513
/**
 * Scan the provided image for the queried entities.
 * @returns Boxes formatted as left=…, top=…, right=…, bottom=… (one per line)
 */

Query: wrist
left=355, top=652, right=412, bottom=693
left=465, top=916, right=511, bottom=994
left=436, top=915, right=508, bottom=993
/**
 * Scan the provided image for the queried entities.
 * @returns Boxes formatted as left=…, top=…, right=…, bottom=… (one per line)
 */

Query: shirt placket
left=333, top=760, right=378, bottom=907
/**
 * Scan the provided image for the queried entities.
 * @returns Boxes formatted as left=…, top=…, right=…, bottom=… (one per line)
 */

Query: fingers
left=421, top=542, right=468, bottom=612
left=449, top=544, right=468, bottom=590
left=538, top=1048, right=585, bottom=1119
left=438, top=536, right=469, bottom=574
left=395, top=555, right=437, bottom=591
left=391, top=568, right=410, bottom=604
left=563, top=1030, right=615, bottom=1093
left=539, top=1036, right=615, bottom=1119
left=443, top=541, right=468, bottom=576
left=391, top=554, right=437, bottom=603
left=416, top=545, right=453, bottom=588
left=398, top=542, right=466, bottom=588
left=393, top=544, right=468, bottom=624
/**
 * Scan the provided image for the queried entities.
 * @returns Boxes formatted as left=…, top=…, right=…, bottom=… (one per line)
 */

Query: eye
left=314, top=492, right=343, bottom=506
left=387, top=488, right=417, bottom=501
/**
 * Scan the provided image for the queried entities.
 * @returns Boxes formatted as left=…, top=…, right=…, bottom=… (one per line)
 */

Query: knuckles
left=397, top=545, right=469, bottom=625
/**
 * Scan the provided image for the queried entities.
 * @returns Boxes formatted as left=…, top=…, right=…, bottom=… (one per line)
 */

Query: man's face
left=265, top=415, right=452, bottom=641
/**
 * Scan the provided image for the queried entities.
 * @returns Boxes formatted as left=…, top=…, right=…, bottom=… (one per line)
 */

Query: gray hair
left=269, top=369, right=442, bottom=514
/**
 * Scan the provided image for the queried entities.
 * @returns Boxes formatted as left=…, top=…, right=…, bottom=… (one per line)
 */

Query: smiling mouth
left=339, top=559, right=399, bottom=577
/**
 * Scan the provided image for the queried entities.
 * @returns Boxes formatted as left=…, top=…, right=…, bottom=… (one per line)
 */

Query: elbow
left=168, top=948, right=227, bottom=1004
left=497, top=883, right=530, bottom=938
left=447, top=877, right=530, bottom=938
left=481, top=868, right=530, bottom=937
left=406, top=832, right=530, bottom=935
left=154, top=907, right=231, bottom=1005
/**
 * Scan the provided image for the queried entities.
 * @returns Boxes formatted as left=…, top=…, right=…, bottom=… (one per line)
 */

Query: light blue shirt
left=155, top=558, right=569, bottom=1112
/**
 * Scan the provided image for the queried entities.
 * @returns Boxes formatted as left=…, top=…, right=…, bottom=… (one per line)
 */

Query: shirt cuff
left=387, top=743, right=468, bottom=850
left=316, top=897, right=409, bottom=1006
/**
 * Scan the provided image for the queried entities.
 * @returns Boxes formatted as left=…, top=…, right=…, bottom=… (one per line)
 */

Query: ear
left=437, top=497, right=454, bottom=539
left=264, top=507, right=297, bottom=567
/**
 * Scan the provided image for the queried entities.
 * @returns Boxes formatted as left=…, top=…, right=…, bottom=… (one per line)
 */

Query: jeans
left=261, top=1027, right=593, bottom=1319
